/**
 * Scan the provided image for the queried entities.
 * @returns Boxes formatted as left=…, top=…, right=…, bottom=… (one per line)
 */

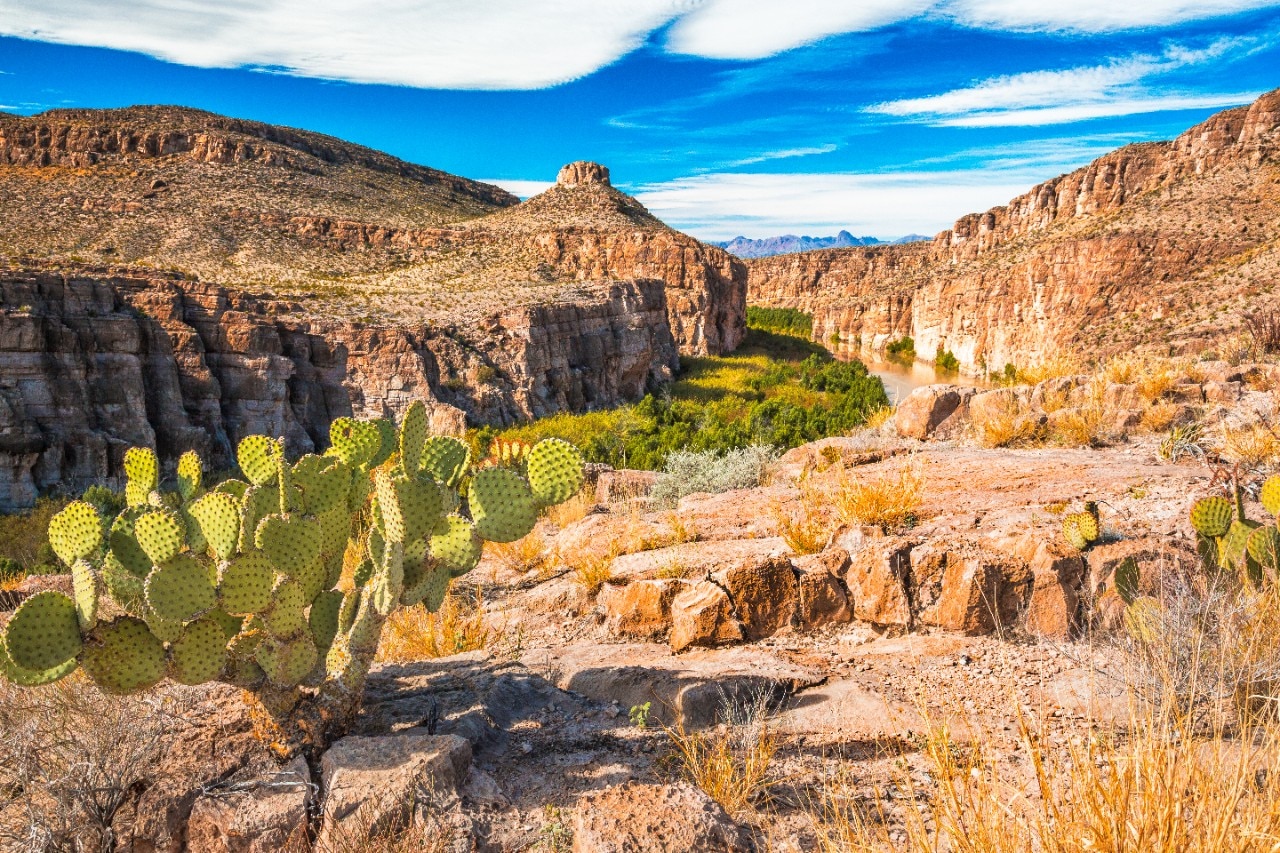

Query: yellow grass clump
left=834, top=459, right=924, bottom=532
left=1219, top=422, right=1280, bottom=468
left=665, top=695, right=778, bottom=817
left=376, top=591, right=492, bottom=662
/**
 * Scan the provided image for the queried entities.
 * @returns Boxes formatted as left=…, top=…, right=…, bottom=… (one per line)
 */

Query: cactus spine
left=0, top=401, right=585, bottom=753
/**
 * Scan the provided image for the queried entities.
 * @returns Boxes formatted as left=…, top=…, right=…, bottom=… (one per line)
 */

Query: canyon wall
left=748, top=89, right=1280, bottom=372
left=0, top=268, right=676, bottom=511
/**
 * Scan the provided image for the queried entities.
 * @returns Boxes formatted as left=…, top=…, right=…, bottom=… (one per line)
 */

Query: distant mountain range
left=712, top=230, right=930, bottom=258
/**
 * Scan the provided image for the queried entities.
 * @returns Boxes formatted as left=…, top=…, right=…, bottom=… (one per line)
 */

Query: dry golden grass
left=1017, top=351, right=1083, bottom=384
left=544, top=491, right=593, bottom=528
left=863, top=405, right=895, bottom=431
left=771, top=481, right=831, bottom=555
left=1037, top=386, right=1071, bottom=414
left=1218, top=422, right=1280, bottom=468
left=1102, top=352, right=1146, bottom=385
left=487, top=530, right=548, bottom=575
left=665, top=696, right=778, bottom=817
left=975, top=396, right=1047, bottom=448
left=809, top=711, right=1280, bottom=853
left=375, top=591, right=492, bottom=662
left=563, top=547, right=616, bottom=595
left=1140, top=401, right=1183, bottom=433
left=834, top=459, right=924, bottom=532
left=655, top=559, right=693, bottom=580
left=1050, top=378, right=1108, bottom=447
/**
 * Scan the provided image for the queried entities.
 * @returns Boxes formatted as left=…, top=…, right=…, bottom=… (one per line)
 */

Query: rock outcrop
left=748, top=88, right=1280, bottom=372
left=0, top=266, right=677, bottom=510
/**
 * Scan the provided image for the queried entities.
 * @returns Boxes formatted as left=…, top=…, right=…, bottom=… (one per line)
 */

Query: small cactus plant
left=0, top=402, right=585, bottom=752
left=1187, top=471, right=1280, bottom=586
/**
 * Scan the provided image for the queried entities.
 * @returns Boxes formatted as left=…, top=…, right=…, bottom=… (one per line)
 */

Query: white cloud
left=868, top=39, right=1263, bottom=126
left=665, top=0, right=933, bottom=60
left=0, top=0, right=1277, bottom=89
left=0, top=0, right=687, bottom=90
left=631, top=170, right=1043, bottom=241
left=947, top=0, right=1280, bottom=32
left=721, top=144, right=837, bottom=168
left=482, top=178, right=554, bottom=199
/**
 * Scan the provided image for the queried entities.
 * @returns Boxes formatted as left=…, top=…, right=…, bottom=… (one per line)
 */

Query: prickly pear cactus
left=0, top=400, right=585, bottom=752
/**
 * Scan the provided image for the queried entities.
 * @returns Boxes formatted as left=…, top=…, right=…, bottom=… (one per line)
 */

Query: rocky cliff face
left=748, top=89, right=1280, bottom=372
left=0, top=267, right=676, bottom=511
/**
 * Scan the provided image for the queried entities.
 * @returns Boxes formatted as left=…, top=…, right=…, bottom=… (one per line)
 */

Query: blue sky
left=0, top=1, right=1277, bottom=240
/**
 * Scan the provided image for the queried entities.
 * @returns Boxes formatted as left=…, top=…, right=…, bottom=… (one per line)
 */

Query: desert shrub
left=1244, top=309, right=1280, bottom=354
left=651, top=445, right=777, bottom=506
left=376, top=591, right=493, bottom=663
left=934, top=347, right=960, bottom=373
left=885, top=336, right=915, bottom=359
left=0, top=497, right=65, bottom=568
left=771, top=480, right=830, bottom=555
left=666, top=690, right=778, bottom=817
left=0, top=678, right=190, bottom=851
left=834, top=459, right=924, bottom=532
left=746, top=306, right=812, bottom=337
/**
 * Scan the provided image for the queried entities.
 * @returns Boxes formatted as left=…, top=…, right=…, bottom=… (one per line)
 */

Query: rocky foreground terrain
left=749, top=88, right=1280, bottom=373
left=4, top=360, right=1273, bottom=850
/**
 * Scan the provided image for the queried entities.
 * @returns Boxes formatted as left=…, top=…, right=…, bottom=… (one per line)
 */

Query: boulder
left=893, top=384, right=977, bottom=440
left=844, top=538, right=915, bottom=627
left=572, top=782, right=754, bottom=852
left=792, top=550, right=853, bottom=629
left=713, top=556, right=799, bottom=641
left=910, top=539, right=1030, bottom=635
left=317, top=733, right=471, bottom=845
left=1085, top=537, right=1199, bottom=602
left=186, top=756, right=311, bottom=853
left=600, top=578, right=688, bottom=640
left=1202, top=379, right=1243, bottom=404
left=670, top=582, right=744, bottom=652
left=987, top=533, right=1085, bottom=638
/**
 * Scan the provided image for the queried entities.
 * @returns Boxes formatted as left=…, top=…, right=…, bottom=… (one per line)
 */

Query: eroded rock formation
left=0, top=267, right=677, bottom=510
left=748, top=89, right=1280, bottom=372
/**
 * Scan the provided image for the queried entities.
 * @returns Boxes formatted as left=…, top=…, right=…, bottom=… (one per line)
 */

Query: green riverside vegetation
left=745, top=306, right=814, bottom=337
left=477, top=322, right=889, bottom=470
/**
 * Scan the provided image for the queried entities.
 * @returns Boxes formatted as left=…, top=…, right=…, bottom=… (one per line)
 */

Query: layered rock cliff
left=0, top=266, right=677, bottom=511
left=748, top=89, right=1280, bottom=372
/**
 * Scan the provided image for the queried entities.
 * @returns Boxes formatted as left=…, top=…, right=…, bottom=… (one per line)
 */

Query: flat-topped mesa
left=557, top=161, right=611, bottom=187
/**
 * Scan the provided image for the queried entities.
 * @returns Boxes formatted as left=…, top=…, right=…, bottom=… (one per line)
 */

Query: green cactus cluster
left=0, top=402, right=585, bottom=716
left=1189, top=474, right=1280, bottom=586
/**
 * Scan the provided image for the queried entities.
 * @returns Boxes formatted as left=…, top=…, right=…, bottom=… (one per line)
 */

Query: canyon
left=0, top=108, right=747, bottom=510
left=748, top=88, right=1280, bottom=374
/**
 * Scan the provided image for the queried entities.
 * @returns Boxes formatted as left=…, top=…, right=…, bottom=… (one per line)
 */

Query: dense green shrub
left=746, top=306, right=813, bottom=337
left=491, top=330, right=889, bottom=470
left=886, top=336, right=915, bottom=358
left=935, top=347, right=961, bottom=372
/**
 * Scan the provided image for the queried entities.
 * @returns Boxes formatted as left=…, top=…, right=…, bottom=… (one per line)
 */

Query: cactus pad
left=82, top=617, right=166, bottom=694
left=49, top=501, right=103, bottom=567
left=177, top=450, right=203, bottom=502
left=134, top=510, right=186, bottom=566
left=109, top=509, right=154, bottom=577
left=421, top=437, right=470, bottom=488
left=189, top=491, right=241, bottom=561
left=3, top=591, right=83, bottom=671
left=402, top=561, right=451, bottom=610
left=374, top=469, right=406, bottom=543
left=1073, top=511, right=1100, bottom=544
left=239, top=485, right=278, bottom=553
left=371, top=418, right=397, bottom=469
left=469, top=468, right=538, bottom=543
left=255, top=513, right=322, bottom=578
left=1061, top=515, right=1088, bottom=551
left=1262, top=476, right=1280, bottom=517
left=309, top=590, right=344, bottom=650
left=70, top=557, right=99, bottom=631
left=209, top=609, right=246, bottom=640
left=256, top=634, right=319, bottom=687
left=0, top=639, right=78, bottom=687
left=395, top=476, right=443, bottom=543
left=145, top=555, right=216, bottom=623
left=399, top=401, right=428, bottom=474
left=238, top=435, right=282, bottom=486
left=124, top=447, right=159, bottom=507
left=1113, top=556, right=1140, bottom=606
left=527, top=439, right=585, bottom=506
left=103, top=551, right=146, bottom=611
left=218, top=551, right=275, bottom=614
left=293, top=456, right=349, bottom=515
left=329, top=418, right=382, bottom=469
left=1223, top=519, right=1260, bottom=568
left=170, top=617, right=228, bottom=685
left=1190, top=496, right=1233, bottom=538
left=263, top=579, right=308, bottom=639
left=1122, top=597, right=1161, bottom=646
left=317, top=504, right=351, bottom=557
left=430, top=516, right=482, bottom=577
left=1246, top=525, right=1280, bottom=571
